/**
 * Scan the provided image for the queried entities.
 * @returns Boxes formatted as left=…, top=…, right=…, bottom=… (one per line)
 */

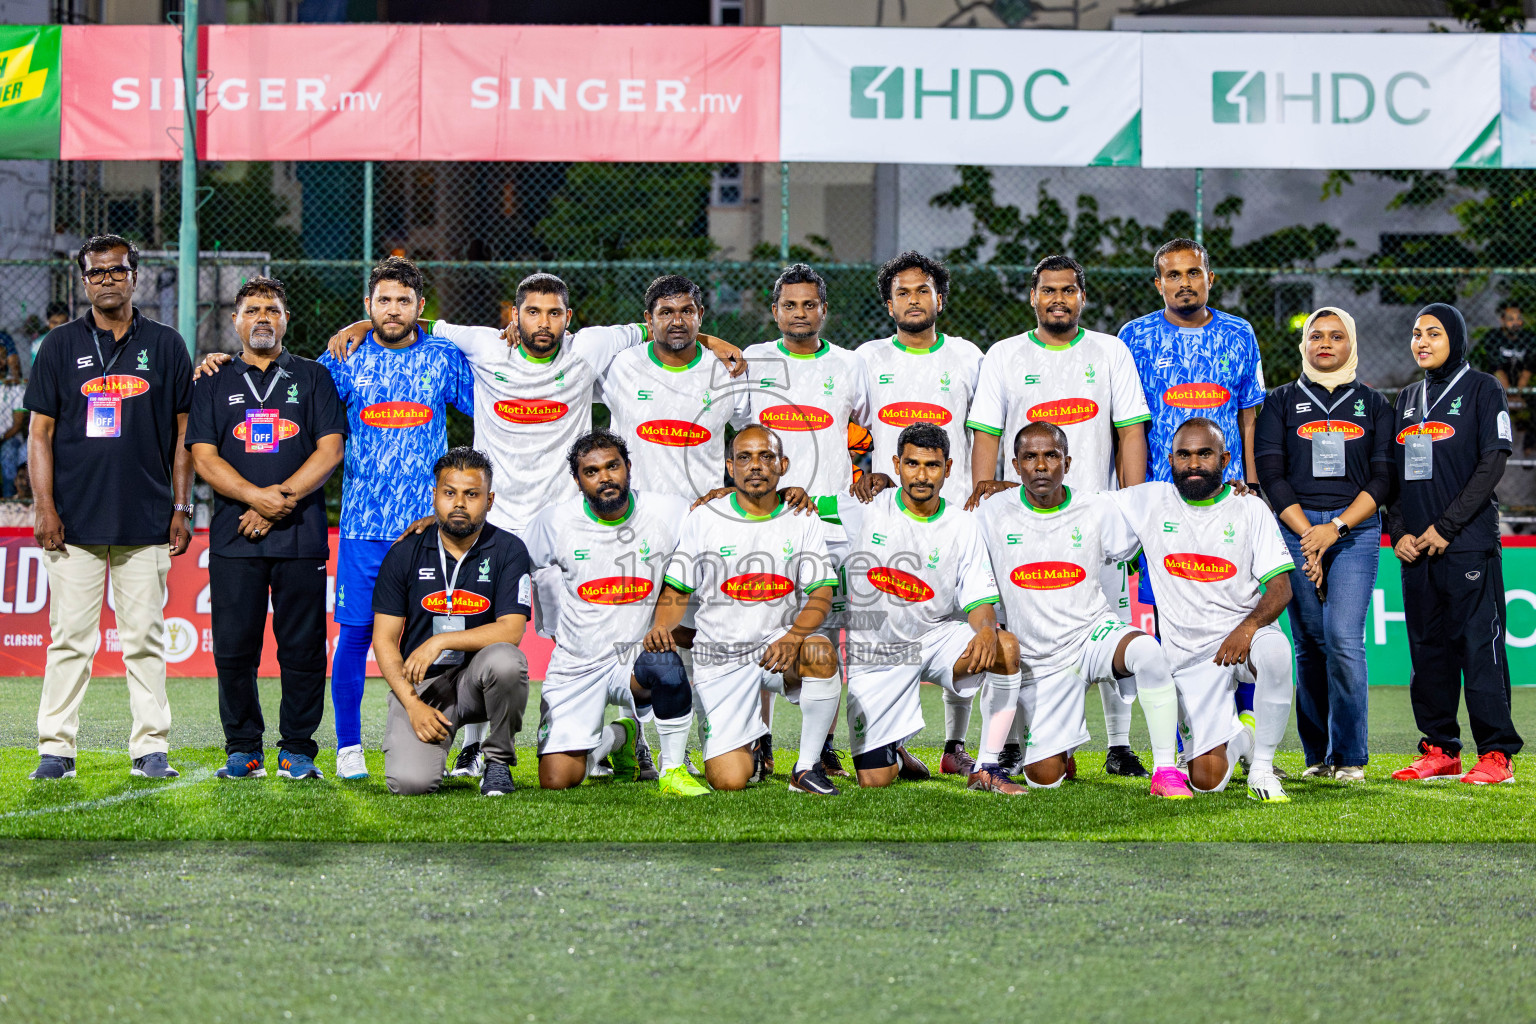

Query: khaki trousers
left=39, top=543, right=172, bottom=758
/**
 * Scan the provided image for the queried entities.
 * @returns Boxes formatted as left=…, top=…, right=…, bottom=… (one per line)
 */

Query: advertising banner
left=0, top=530, right=554, bottom=681
left=1500, top=34, right=1536, bottom=167
left=1141, top=32, right=1502, bottom=169
left=0, top=25, right=61, bottom=159
left=59, top=25, right=193, bottom=161
left=779, top=26, right=1141, bottom=166
left=418, top=25, right=779, bottom=162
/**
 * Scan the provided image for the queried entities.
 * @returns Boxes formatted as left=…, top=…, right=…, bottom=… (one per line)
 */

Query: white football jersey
left=976, top=486, right=1142, bottom=674
left=855, top=334, right=984, bottom=504
left=662, top=495, right=839, bottom=658
left=967, top=327, right=1150, bottom=493
left=602, top=342, right=752, bottom=500
left=819, top=489, right=999, bottom=645
left=523, top=490, right=690, bottom=674
left=1112, top=482, right=1294, bottom=674
left=434, top=319, right=645, bottom=531
left=742, top=339, right=870, bottom=496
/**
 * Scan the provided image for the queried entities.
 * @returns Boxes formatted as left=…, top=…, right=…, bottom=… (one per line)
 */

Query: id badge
left=245, top=409, right=279, bottom=453
left=86, top=395, right=121, bottom=438
left=1404, top=432, right=1434, bottom=481
left=1311, top=431, right=1346, bottom=478
left=432, top=614, right=466, bottom=666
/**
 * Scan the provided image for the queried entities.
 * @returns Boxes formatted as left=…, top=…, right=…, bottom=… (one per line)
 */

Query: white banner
left=779, top=26, right=1142, bottom=166
left=1141, top=33, right=1501, bottom=169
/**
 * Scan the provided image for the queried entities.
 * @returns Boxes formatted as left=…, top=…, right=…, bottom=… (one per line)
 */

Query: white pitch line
left=0, top=766, right=214, bottom=820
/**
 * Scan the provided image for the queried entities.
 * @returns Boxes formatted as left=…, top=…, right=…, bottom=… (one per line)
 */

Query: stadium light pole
left=176, top=0, right=200, bottom=359
left=362, top=161, right=374, bottom=286
left=779, top=161, right=790, bottom=262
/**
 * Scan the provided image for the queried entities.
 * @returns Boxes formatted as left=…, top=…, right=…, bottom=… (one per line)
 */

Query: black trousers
left=1401, top=547, right=1524, bottom=758
left=210, top=554, right=328, bottom=758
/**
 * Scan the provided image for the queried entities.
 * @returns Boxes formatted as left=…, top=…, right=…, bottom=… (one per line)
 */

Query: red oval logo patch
left=866, top=566, right=935, bottom=603
left=1163, top=554, right=1238, bottom=583
left=1296, top=421, right=1365, bottom=441
left=495, top=398, right=568, bottom=424
left=720, top=573, right=795, bottom=602
left=1009, top=561, right=1087, bottom=591
left=232, top=419, right=300, bottom=442
left=1163, top=383, right=1231, bottom=409
left=576, top=576, right=654, bottom=606
left=1027, top=398, right=1099, bottom=427
left=759, top=404, right=833, bottom=432
left=637, top=419, right=712, bottom=448
left=877, top=401, right=953, bottom=428
left=361, top=401, right=432, bottom=429
left=419, top=589, right=491, bottom=614
left=1396, top=421, right=1455, bottom=445
left=81, top=374, right=149, bottom=399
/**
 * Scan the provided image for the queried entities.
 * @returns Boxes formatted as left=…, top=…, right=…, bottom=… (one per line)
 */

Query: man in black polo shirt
left=373, top=447, right=532, bottom=795
left=186, top=276, right=347, bottom=782
left=24, top=234, right=193, bottom=781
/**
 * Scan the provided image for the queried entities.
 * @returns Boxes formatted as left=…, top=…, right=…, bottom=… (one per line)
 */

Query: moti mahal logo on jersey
left=1212, top=70, right=1431, bottom=126
left=1162, top=383, right=1230, bottom=409
left=638, top=419, right=711, bottom=447
left=878, top=402, right=952, bottom=428
left=361, top=401, right=432, bottom=428
left=81, top=375, right=149, bottom=399
left=721, top=573, right=795, bottom=602
left=1396, top=422, right=1455, bottom=445
left=1296, top=421, right=1364, bottom=441
left=850, top=66, right=1071, bottom=123
left=494, top=398, right=568, bottom=424
left=1011, top=562, right=1087, bottom=591
left=577, top=576, right=654, bottom=605
left=867, top=566, right=935, bottom=603
left=759, top=405, right=833, bottom=432
left=1163, top=554, right=1237, bottom=583
left=420, top=589, right=491, bottom=614
left=1028, top=398, right=1099, bottom=426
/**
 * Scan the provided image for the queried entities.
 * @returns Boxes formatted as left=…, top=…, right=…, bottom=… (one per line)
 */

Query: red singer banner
left=60, top=25, right=200, bottom=160
left=0, top=530, right=553, bottom=680
left=418, top=25, right=779, bottom=161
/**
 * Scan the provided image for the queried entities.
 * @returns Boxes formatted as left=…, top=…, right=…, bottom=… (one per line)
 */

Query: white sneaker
left=1247, top=769, right=1290, bottom=803
left=1334, top=765, right=1365, bottom=782
left=336, top=744, right=369, bottom=779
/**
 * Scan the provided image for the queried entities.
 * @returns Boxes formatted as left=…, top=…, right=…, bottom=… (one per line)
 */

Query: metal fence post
left=779, top=161, right=790, bottom=263
left=1194, top=167, right=1204, bottom=248
left=176, top=0, right=199, bottom=357
left=362, top=160, right=374, bottom=283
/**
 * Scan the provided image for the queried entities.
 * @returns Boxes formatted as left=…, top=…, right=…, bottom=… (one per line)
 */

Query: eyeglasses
left=82, top=266, right=132, bottom=284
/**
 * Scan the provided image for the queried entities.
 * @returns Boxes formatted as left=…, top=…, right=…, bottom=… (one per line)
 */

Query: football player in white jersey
left=853, top=251, right=987, bottom=774
left=646, top=425, right=844, bottom=795
left=1113, top=418, right=1297, bottom=802
left=524, top=430, right=708, bottom=796
left=966, top=255, right=1154, bottom=779
left=817, top=422, right=1025, bottom=794
left=976, top=422, right=1190, bottom=797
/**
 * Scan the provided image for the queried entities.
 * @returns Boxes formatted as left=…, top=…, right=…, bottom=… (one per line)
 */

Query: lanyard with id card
left=1404, top=365, right=1470, bottom=482
left=241, top=368, right=286, bottom=454
left=432, top=534, right=469, bottom=666
left=85, top=332, right=127, bottom=438
left=1295, top=379, right=1355, bottom=479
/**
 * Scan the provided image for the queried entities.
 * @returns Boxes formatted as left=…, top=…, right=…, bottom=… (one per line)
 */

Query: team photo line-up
left=20, top=230, right=1522, bottom=801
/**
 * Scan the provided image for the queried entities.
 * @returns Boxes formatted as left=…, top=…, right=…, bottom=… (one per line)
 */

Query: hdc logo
left=1212, top=70, right=1430, bottom=126
left=850, top=65, right=1070, bottom=122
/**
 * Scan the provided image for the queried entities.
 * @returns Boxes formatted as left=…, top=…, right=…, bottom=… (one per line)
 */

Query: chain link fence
left=3, top=157, right=1536, bottom=517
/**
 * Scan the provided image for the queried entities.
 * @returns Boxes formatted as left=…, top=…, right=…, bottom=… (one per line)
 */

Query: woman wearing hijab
left=1388, top=302, right=1522, bottom=785
left=1256, top=308, right=1394, bottom=782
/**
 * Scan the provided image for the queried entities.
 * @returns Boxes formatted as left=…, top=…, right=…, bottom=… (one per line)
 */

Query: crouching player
left=1114, top=418, right=1296, bottom=802
left=816, top=423, right=1024, bottom=793
left=524, top=430, right=704, bottom=794
left=976, top=423, right=1189, bottom=796
left=646, top=425, right=843, bottom=794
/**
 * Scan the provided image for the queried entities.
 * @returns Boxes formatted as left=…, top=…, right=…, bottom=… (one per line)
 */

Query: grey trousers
left=383, top=643, right=530, bottom=795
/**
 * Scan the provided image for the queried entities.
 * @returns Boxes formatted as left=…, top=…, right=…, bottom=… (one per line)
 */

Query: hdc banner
left=1141, top=32, right=1502, bottom=169
left=778, top=26, right=1141, bottom=166
left=418, top=25, right=779, bottom=161
left=0, top=25, right=61, bottom=159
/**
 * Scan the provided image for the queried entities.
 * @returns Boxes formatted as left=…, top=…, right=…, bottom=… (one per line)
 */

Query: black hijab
left=1416, top=302, right=1468, bottom=384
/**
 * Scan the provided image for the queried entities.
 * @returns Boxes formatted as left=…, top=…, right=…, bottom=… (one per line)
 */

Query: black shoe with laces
left=635, top=741, right=660, bottom=782
left=998, top=743, right=1025, bottom=777
left=820, top=736, right=850, bottom=777
left=789, top=761, right=840, bottom=795
left=1105, top=745, right=1151, bottom=778
left=750, top=735, right=774, bottom=784
left=449, top=742, right=484, bottom=778
left=480, top=760, right=515, bottom=796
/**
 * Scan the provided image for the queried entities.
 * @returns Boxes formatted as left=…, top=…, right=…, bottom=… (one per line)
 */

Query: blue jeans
left=1281, top=508, right=1378, bottom=766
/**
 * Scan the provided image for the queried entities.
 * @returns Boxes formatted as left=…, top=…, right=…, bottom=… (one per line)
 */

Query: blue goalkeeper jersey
left=1117, top=308, right=1267, bottom=483
left=319, top=327, right=475, bottom=540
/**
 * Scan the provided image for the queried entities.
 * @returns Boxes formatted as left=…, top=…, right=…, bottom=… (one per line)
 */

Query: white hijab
left=1298, top=306, right=1358, bottom=390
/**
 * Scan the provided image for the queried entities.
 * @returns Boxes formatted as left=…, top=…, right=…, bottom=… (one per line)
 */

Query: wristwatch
left=173, top=503, right=194, bottom=515
left=1330, top=516, right=1350, bottom=537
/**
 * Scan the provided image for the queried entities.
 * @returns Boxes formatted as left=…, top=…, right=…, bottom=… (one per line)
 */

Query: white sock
left=1199, top=724, right=1253, bottom=793
left=1123, top=635, right=1178, bottom=769
left=591, top=722, right=625, bottom=762
left=1248, top=629, right=1295, bottom=777
left=1005, top=711, right=1024, bottom=748
left=656, top=714, right=692, bottom=773
left=1099, top=679, right=1132, bottom=747
left=794, top=675, right=841, bottom=772
left=460, top=721, right=486, bottom=748
left=943, top=688, right=973, bottom=746
left=977, top=673, right=1021, bottom=765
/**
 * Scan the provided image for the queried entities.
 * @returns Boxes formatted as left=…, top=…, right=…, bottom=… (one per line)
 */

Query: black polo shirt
left=1392, top=366, right=1513, bottom=554
left=372, top=523, right=532, bottom=678
left=23, top=308, right=191, bottom=546
left=1254, top=378, right=1396, bottom=511
left=185, top=349, right=348, bottom=559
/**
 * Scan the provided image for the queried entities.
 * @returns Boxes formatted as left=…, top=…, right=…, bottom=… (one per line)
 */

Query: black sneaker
left=130, top=752, right=179, bottom=778
left=750, top=735, right=774, bottom=784
left=896, top=744, right=930, bottom=781
left=634, top=740, right=660, bottom=782
left=29, top=754, right=76, bottom=779
left=789, top=761, right=840, bottom=795
left=998, top=742, right=1025, bottom=777
left=1105, top=745, right=1150, bottom=778
left=480, top=761, right=515, bottom=796
left=449, top=742, right=485, bottom=778
left=821, top=736, right=850, bottom=777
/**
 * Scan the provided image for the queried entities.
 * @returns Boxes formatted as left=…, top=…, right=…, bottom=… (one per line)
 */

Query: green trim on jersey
left=895, top=489, right=946, bottom=522
left=1028, top=327, right=1085, bottom=350
left=662, top=574, right=695, bottom=594
left=964, top=418, right=1003, bottom=436
left=1112, top=413, right=1152, bottom=428
left=515, top=342, right=559, bottom=365
left=1258, top=564, right=1294, bottom=585
left=805, top=578, right=841, bottom=594
left=1021, top=485, right=1073, bottom=514
left=891, top=334, right=946, bottom=355
left=647, top=342, right=703, bottom=372
left=730, top=493, right=783, bottom=521
left=1182, top=482, right=1233, bottom=507
left=583, top=495, right=634, bottom=527
left=776, top=339, right=830, bottom=360
left=812, top=494, right=842, bottom=523
left=962, top=595, right=1001, bottom=613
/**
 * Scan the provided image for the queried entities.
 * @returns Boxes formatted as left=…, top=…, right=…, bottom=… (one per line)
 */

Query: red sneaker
left=1461, top=751, right=1514, bottom=785
left=940, top=743, right=976, bottom=776
left=1390, top=744, right=1462, bottom=781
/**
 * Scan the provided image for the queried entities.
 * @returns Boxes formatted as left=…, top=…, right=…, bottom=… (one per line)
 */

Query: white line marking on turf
left=0, top=766, right=215, bottom=820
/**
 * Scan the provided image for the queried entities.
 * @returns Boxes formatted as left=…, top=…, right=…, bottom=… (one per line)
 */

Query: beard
left=1173, top=467, right=1222, bottom=501
left=248, top=330, right=279, bottom=351
left=519, top=324, right=560, bottom=356
left=897, top=309, right=937, bottom=335
left=441, top=514, right=482, bottom=539
left=373, top=316, right=416, bottom=342
left=587, top=483, right=630, bottom=517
